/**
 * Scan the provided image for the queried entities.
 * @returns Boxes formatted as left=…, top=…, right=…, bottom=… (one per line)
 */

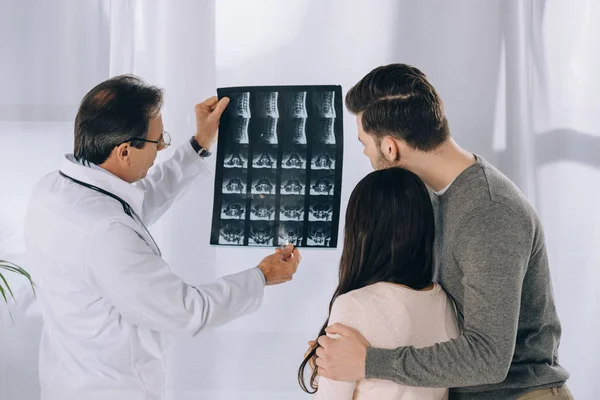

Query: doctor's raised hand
left=194, top=95, right=230, bottom=150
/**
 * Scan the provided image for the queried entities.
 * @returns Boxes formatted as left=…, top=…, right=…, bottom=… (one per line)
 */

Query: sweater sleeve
left=365, top=203, right=531, bottom=388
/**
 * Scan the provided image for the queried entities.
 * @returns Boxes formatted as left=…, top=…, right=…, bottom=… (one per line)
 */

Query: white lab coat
left=24, top=142, right=265, bottom=400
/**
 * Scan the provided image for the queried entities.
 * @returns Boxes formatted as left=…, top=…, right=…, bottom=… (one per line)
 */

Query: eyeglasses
left=121, top=130, right=171, bottom=151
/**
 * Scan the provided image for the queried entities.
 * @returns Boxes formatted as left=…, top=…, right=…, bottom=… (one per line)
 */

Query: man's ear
left=380, top=136, right=401, bottom=162
left=115, top=143, right=131, bottom=165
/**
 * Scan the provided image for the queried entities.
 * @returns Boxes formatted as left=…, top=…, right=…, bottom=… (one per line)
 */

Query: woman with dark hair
left=299, top=167, right=459, bottom=399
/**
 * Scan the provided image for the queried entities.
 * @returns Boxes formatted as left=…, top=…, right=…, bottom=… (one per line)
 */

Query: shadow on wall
left=535, top=129, right=600, bottom=169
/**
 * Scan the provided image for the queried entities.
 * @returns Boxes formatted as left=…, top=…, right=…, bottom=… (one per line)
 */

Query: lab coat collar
left=60, top=154, right=146, bottom=218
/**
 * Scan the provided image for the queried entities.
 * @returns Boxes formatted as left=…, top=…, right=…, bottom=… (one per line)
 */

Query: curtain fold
left=498, top=0, right=538, bottom=204
left=108, top=0, right=136, bottom=75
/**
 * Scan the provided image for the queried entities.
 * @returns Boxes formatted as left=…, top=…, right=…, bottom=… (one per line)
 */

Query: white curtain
left=0, top=0, right=597, bottom=399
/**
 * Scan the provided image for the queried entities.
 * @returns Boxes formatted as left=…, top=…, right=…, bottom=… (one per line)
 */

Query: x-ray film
left=210, top=85, right=343, bottom=248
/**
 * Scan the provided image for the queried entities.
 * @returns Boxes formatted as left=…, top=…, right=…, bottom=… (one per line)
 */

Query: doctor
left=24, top=75, right=301, bottom=400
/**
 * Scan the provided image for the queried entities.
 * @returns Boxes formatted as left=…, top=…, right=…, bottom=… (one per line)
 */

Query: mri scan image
left=252, top=146, right=278, bottom=169
left=223, top=145, right=249, bottom=169
left=307, top=222, right=331, bottom=246
left=211, top=85, right=343, bottom=248
left=278, top=222, right=304, bottom=246
left=250, top=198, right=276, bottom=221
left=309, top=199, right=334, bottom=221
left=221, top=196, right=246, bottom=220
left=248, top=221, right=274, bottom=246
left=219, top=221, right=245, bottom=245
left=222, top=169, right=247, bottom=194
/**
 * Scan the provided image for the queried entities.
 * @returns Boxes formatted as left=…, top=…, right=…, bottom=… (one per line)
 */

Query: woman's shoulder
left=331, top=283, right=449, bottom=315
left=332, top=283, right=402, bottom=311
left=345, top=281, right=442, bottom=297
left=337, top=282, right=450, bottom=312
left=333, top=284, right=381, bottom=306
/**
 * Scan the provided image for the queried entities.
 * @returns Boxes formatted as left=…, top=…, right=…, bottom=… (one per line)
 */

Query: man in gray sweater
left=314, top=64, right=572, bottom=399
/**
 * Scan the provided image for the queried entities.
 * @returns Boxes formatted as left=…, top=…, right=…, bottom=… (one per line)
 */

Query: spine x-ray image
left=210, top=85, right=343, bottom=248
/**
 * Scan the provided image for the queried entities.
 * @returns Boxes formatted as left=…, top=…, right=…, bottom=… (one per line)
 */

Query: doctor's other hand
left=258, top=244, right=301, bottom=285
left=194, top=96, right=230, bottom=150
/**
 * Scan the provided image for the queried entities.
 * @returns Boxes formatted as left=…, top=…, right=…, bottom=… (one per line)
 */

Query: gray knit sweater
left=365, top=156, right=569, bottom=399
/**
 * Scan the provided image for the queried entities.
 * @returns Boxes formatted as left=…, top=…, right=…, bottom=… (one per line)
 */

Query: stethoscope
left=59, top=171, right=162, bottom=256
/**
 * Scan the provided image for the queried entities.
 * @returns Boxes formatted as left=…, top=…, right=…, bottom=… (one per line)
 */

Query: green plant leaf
left=0, top=272, right=8, bottom=304
left=0, top=271, right=15, bottom=302
left=0, top=262, right=33, bottom=279
left=0, top=260, right=36, bottom=301
left=2, top=265, right=32, bottom=279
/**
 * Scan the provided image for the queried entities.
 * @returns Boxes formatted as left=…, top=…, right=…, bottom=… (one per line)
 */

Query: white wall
left=0, top=0, right=597, bottom=399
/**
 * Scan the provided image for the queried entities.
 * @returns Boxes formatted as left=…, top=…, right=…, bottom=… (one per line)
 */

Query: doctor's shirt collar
left=60, top=154, right=146, bottom=217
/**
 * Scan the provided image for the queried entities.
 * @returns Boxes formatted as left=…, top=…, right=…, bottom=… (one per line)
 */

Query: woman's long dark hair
left=298, top=167, right=435, bottom=393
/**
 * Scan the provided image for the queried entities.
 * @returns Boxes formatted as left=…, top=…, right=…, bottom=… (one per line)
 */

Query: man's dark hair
left=345, top=63, right=449, bottom=151
left=74, top=75, right=164, bottom=164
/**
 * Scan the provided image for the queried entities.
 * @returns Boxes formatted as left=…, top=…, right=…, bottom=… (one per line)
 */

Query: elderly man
left=25, top=75, right=301, bottom=400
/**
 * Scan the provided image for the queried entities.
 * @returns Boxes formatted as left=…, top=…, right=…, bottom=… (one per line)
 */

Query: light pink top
left=313, top=282, right=459, bottom=400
